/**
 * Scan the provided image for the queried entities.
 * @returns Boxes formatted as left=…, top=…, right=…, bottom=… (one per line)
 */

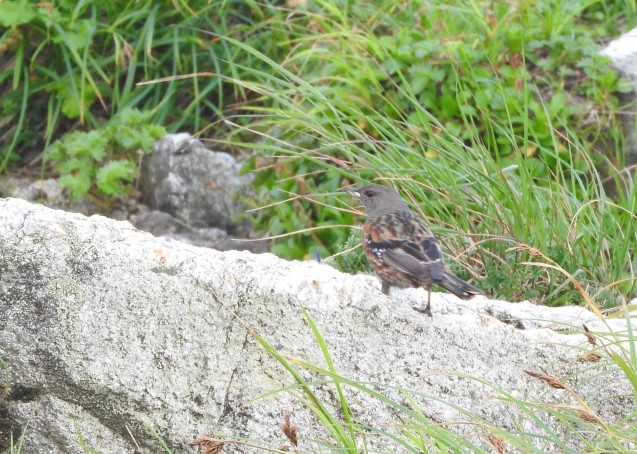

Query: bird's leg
left=381, top=282, right=390, bottom=295
left=413, top=288, right=433, bottom=317
left=425, top=288, right=433, bottom=316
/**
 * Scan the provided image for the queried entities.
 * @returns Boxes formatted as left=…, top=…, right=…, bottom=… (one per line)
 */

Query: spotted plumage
left=346, top=184, right=481, bottom=316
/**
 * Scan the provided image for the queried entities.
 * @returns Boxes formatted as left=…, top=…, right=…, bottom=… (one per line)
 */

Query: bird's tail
left=439, top=270, right=481, bottom=300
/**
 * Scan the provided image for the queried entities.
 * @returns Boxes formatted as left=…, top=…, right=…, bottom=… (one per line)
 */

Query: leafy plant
left=0, top=0, right=288, bottom=170
left=2, top=0, right=636, bottom=305
left=46, top=108, right=165, bottom=200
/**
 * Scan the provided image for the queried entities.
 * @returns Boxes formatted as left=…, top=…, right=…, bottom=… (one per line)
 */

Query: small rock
left=130, top=210, right=190, bottom=236
left=170, top=227, right=267, bottom=252
left=14, top=179, right=64, bottom=202
left=140, top=133, right=253, bottom=233
left=130, top=211, right=267, bottom=252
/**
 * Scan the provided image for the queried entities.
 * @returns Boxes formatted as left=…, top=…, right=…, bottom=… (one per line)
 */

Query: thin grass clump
left=212, top=304, right=637, bottom=453
left=208, top=1, right=636, bottom=308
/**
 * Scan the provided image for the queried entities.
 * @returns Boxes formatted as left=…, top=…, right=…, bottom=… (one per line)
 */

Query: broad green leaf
left=0, top=1, right=38, bottom=27
left=59, top=173, right=92, bottom=200
left=55, top=78, right=96, bottom=119
left=53, top=19, right=95, bottom=51
left=96, top=160, right=136, bottom=196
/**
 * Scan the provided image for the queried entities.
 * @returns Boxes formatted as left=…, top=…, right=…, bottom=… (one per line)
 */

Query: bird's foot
left=412, top=305, right=433, bottom=317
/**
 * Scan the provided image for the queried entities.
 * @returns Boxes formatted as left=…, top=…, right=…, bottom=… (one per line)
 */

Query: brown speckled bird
left=346, top=184, right=481, bottom=316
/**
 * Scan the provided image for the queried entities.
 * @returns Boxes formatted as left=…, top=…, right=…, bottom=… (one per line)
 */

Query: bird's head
left=344, top=184, right=410, bottom=218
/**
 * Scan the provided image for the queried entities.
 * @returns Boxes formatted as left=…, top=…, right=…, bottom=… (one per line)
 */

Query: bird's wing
left=381, top=247, right=428, bottom=276
left=369, top=241, right=444, bottom=280
left=365, top=213, right=445, bottom=280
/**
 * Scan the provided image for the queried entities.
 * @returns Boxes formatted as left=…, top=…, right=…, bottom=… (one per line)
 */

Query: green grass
left=2, top=1, right=636, bottom=305
left=7, top=424, right=28, bottom=454
left=0, top=0, right=289, bottom=171
left=2, top=0, right=636, bottom=308
left=226, top=305, right=637, bottom=452
left=197, top=0, right=637, bottom=308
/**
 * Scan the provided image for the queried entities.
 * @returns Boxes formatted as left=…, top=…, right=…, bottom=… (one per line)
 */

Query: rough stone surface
left=0, top=198, right=633, bottom=453
left=0, top=134, right=267, bottom=253
left=601, top=28, right=637, bottom=83
left=140, top=133, right=252, bottom=233
left=0, top=177, right=100, bottom=215
left=12, top=178, right=64, bottom=202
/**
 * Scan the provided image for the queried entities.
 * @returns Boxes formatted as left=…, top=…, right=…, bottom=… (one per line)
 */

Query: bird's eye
left=363, top=189, right=376, bottom=197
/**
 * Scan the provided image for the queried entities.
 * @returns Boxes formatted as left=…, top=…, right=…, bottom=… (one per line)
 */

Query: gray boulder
left=0, top=198, right=632, bottom=453
left=136, top=133, right=267, bottom=252
left=140, top=133, right=252, bottom=234
left=128, top=209, right=267, bottom=253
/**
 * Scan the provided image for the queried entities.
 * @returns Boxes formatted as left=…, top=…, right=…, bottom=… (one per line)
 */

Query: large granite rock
left=0, top=198, right=632, bottom=453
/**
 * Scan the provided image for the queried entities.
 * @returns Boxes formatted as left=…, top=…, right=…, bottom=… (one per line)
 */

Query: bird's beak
left=342, top=187, right=361, bottom=198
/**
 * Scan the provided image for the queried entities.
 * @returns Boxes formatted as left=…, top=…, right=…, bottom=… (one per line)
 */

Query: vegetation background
left=2, top=1, right=637, bottom=450
left=2, top=0, right=635, bottom=308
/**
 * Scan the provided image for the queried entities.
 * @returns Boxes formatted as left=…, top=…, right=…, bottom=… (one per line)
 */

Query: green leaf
left=55, top=157, right=92, bottom=175
left=95, top=160, right=137, bottom=196
left=111, top=125, right=140, bottom=150
left=53, top=19, right=95, bottom=51
left=55, top=78, right=97, bottom=120
left=0, top=1, right=38, bottom=27
left=616, top=79, right=634, bottom=94
left=53, top=130, right=108, bottom=161
left=474, top=89, right=492, bottom=108
left=59, top=173, right=92, bottom=200
left=549, top=92, right=567, bottom=116
left=84, top=131, right=109, bottom=162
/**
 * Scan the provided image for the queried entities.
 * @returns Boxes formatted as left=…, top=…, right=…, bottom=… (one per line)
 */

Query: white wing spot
left=366, top=240, right=385, bottom=259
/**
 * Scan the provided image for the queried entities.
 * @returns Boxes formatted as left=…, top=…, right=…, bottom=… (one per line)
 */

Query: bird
left=345, top=184, right=481, bottom=316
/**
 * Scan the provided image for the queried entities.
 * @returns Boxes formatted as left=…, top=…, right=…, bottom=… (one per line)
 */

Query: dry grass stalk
left=188, top=436, right=225, bottom=454
left=578, top=409, right=605, bottom=424
left=280, top=409, right=299, bottom=452
left=487, top=433, right=507, bottom=454
left=582, top=324, right=597, bottom=346
left=546, top=404, right=607, bottom=426
left=523, top=369, right=568, bottom=390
